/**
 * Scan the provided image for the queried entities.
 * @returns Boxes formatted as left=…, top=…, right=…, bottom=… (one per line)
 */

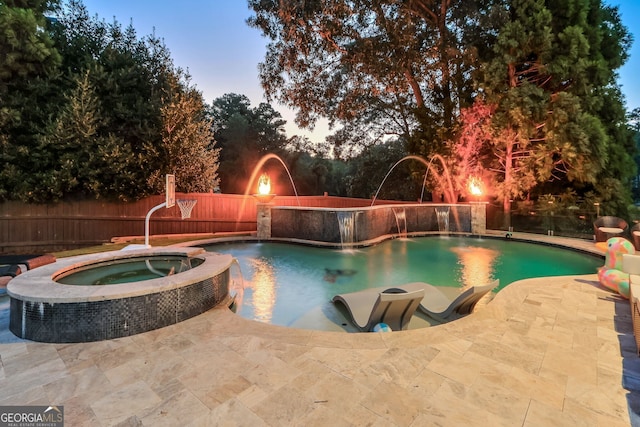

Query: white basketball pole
left=144, top=174, right=175, bottom=248
left=144, top=202, right=167, bottom=247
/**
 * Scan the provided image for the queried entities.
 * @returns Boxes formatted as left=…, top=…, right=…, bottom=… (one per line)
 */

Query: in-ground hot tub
left=7, top=247, right=234, bottom=343
left=54, top=253, right=205, bottom=285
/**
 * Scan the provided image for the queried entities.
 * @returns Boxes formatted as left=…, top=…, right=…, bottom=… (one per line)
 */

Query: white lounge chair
left=416, top=280, right=498, bottom=322
left=331, top=287, right=425, bottom=332
left=337, top=279, right=497, bottom=324
left=332, top=280, right=498, bottom=330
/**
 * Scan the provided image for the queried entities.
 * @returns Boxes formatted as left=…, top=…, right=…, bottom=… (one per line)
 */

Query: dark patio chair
left=630, top=223, right=640, bottom=250
left=593, top=216, right=629, bottom=242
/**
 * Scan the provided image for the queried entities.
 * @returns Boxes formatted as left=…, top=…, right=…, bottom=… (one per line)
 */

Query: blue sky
left=81, top=0, right=640, bottom=142
left=81, top=0, right=326, bottom=141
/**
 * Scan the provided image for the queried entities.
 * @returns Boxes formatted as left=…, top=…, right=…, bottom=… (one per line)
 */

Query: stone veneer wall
left=9, top=269, right=230, bottom=343
left=269, top=204, right=473, bottom=245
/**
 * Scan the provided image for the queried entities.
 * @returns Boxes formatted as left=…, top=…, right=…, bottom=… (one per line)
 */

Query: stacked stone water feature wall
left=260, top=203, right=484, bottom=246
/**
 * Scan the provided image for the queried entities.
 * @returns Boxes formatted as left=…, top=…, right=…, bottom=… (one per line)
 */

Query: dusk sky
left=80, top=0, right=640, bottom=143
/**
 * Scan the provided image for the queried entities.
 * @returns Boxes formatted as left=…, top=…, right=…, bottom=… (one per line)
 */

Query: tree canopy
left=480, top=0, right=635, bottom=216
left=2, top=0, right=635, bottom=218
left=248, top=0, right=635, bottom=215
left=0, top=0, right=219, bottom=202
left=209, top=93, right=288, bottom=194
left=248, top=0, right=489, bottom=151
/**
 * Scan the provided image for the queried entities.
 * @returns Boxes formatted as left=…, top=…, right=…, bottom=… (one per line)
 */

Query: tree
left=247, top=0, right=485, bottom=155
left=210, top=93, right=289, bottom=193
left=479, top=0, right=634, bottom=216
left=448, top=100, right=495, bottom=200
left=33, top=70, right=136, bottom=200
left=0, top=0, right=61, bottom=200
left=628, top=108, right=640, bottom=202
left=345, top=141, right=414, bottom=200
left=0, top=0, right=60, bottom=86
left=52, top=1, right=170, bottom=197
left=0, top=0, right=221, bottom=202
left=283, top=134, right=354, bottom=195
left=147, top=73, right=219, bottom=193
left=249, top=0, right=634, bottom=215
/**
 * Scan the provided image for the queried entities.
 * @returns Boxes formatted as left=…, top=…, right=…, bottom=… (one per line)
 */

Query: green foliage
left=628, top=109, right=640, bottom=201
left=0, top=0, right=61, bottom=200
left=0, top=0, right=220, bottom=202
left=248, top=0, right=634, bottom=216
left=209, top=93, right=288, bottom=194
left=147, top=73, right=219, bottom=194
left=247, top=0, right=485, bottom=153
left=477, top=0, right=633, bottom=216
left=1, top=0, right=634, bottom=216
left=344, top=141, right=415, bottom=200
left=32, top=70, right=136, bottom=200
left=628, top=204, right=640, bottom=225
left=0, top=0, right=60, bottom=84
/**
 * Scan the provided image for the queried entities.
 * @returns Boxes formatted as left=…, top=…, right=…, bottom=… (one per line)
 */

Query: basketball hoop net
left=177, top=199, right=197, bottom=219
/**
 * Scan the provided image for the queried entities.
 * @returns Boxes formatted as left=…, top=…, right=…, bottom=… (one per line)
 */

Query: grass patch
left=51, top=233, right=251, bottom=258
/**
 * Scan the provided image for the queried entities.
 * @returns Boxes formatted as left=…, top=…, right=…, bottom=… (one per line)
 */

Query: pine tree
left=0, top=0, right=60, bottom=85
left=34, top=69, right=136, bottom=201
left=147, top=73, right=219, bottom=193
left=479, top=0, right=633, bottom=216
left=0, top=0, right=61, bottom=200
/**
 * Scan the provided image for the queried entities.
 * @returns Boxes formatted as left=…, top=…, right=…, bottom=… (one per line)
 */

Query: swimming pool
left=205, top=236, right=602, bottom=330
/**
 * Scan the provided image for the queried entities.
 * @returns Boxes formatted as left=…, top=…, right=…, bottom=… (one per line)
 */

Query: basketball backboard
left=166, top=174, right=175, bottom=208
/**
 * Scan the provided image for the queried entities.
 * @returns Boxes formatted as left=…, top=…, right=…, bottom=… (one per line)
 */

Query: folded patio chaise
left=331, top=287, right=425, bottom=332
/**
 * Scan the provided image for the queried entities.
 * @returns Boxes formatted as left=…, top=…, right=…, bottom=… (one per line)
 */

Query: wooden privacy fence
left=0, top=194, right=379, bottom=253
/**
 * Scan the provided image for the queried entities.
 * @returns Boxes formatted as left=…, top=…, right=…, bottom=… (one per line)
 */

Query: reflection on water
left=229, top=259, right=245, bottom=309
left=450, top=246, right=499, bottom=288
left=247, top=258, right=276, bottom=323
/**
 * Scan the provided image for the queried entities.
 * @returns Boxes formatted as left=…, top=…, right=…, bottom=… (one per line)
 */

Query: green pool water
left=205, top=236, right=602, bottom=330
left=55, top=256, right=204, bottom=285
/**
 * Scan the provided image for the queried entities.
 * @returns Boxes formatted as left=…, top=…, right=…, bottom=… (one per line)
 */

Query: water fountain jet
left=392, top=208, right=408, bottom=238
left=241, top=154, right=486, bottom=244
left=369, top=155, right=462, bottom=233
left=370, top=155, right=456, bottom=206
left=337, top=211, right=358, bottom=248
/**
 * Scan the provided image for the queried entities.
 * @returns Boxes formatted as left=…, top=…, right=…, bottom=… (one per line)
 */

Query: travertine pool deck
left=1, top=235, right=640, bottom=426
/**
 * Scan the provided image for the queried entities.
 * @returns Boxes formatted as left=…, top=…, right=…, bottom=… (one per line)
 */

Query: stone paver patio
left=2, top=269, right=640, bottom=426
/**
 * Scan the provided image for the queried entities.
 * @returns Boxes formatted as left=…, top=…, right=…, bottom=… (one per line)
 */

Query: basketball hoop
left=177, top=199, right=197, bottom=219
